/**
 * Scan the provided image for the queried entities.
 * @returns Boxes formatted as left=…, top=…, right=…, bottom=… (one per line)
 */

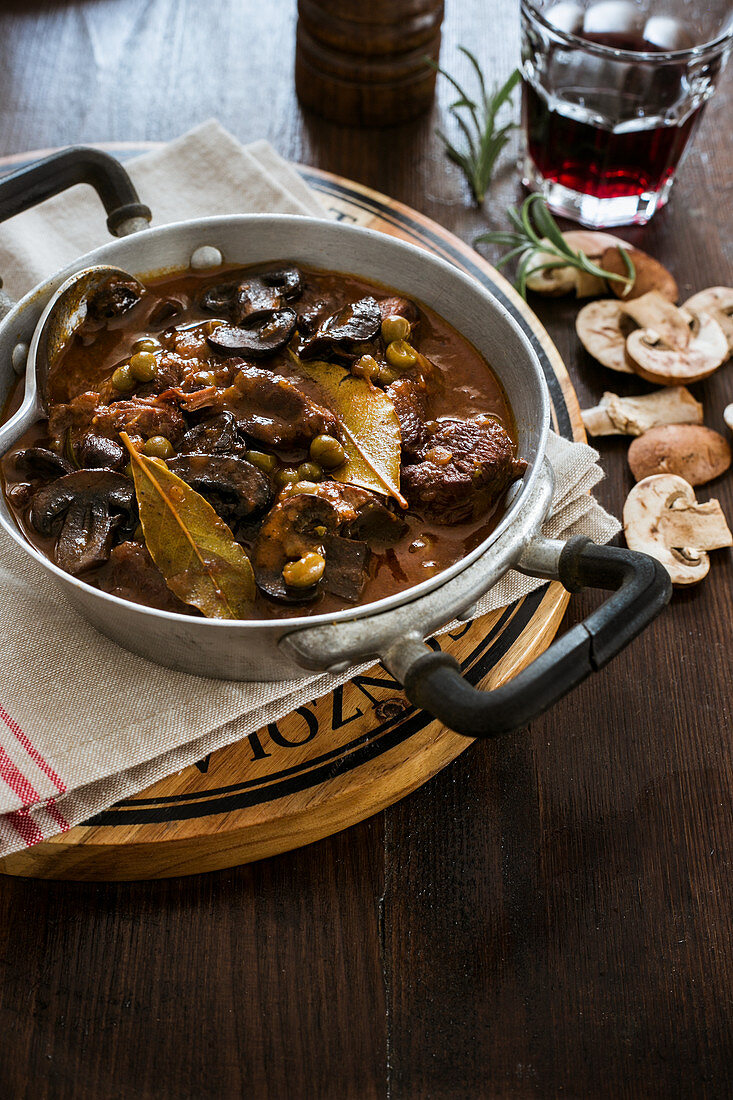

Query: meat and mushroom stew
left=1, top=263, right=526, bottom=620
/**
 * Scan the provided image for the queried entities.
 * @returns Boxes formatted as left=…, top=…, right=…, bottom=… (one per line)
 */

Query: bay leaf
left=121, top=434, right=255, bottom=619
left=293, top=353, right=406, bottom=507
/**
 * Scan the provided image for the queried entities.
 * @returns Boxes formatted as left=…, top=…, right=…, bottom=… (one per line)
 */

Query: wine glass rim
left=521, top=0, right=733, bottom=62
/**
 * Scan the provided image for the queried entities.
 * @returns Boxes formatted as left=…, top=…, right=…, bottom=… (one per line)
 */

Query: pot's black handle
left=0, top=147, right=151, bottom=236
left=402, top=536, right=672, bottom=738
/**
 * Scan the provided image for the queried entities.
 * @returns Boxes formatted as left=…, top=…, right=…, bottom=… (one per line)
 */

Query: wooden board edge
left=0, top=586, right=570, bottom=879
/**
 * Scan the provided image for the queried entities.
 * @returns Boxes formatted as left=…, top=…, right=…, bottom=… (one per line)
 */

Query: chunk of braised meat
left=29, top=470, right=136, bottom=574
left=377, top=296, right=419, bottom=328
left=91, top=398, right=186, bottom=447
left=97, top=541, right=192, bottom=614
left=167, top=455, right=272, bottom=524
left=386, top=375, right=430, bottom=457
left=47, top=391, right=98, bottom=453
left=180, top=413, right=242, bottom=455
left=180, top=363, right=338, bottom=450
left=49, top=393, right=186, bottom=453
left=299, top=296, right=382, bottom=360
left=401, top=418, right=526, bottom=525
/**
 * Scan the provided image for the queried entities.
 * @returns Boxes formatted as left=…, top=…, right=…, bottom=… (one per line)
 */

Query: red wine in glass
left=520, top=2, right=731, bottom=226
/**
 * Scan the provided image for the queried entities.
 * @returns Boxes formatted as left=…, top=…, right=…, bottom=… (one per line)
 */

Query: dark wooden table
left=0, top=2, right=731, bottom=1097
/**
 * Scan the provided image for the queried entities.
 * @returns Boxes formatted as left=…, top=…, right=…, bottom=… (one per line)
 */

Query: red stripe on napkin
left=44, top=800, right=69, bottom=832
left=6, top=807, right=45, bottom=846
left=0, top=746, right=41, bottom=806
left=0, top=703, right=67, bottom=793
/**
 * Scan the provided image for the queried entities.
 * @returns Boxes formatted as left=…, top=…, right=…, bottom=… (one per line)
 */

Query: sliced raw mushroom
left=683, top=287, right=733, bottom=354
left=167, top=454, right=272, bottom=522
left=622, top=291, right=691, bottom=352
left=576, top=299, right=633, bottom=373
left=581, top=386, right=703, bottom=437
left=627, top=424, right=731, bottom=485
left=206, top=307, right=298, bottom=358
left=625, top=307, right=728, bottom=385
left=525, top=250, right=579, bottom=297
left=602, top=247, right=678, bottom=303
left=299, top=296, right=382, bottom=360
left=623, top=474, right=733, bottom=586
left=29, top=470, right=136, bottom=575
left=525, top=230, right=623, bottom=298
left=13, top=447, right=73, bottom=481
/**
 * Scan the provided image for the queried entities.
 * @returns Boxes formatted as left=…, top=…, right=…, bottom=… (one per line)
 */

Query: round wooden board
left=0, top=151, right=585, bottom=880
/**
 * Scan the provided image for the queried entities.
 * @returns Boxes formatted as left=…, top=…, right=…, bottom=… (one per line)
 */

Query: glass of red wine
left=521, top=0, right=733, bottom=226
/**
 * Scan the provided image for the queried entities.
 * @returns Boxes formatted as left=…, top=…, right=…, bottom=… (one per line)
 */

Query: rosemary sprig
left=428, top=50, right=521, bottom=206
left=476, top=194, right=635, bottom=298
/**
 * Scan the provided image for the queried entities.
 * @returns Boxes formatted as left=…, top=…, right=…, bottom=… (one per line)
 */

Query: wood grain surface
left=0, top=1, right=731, bottom=1097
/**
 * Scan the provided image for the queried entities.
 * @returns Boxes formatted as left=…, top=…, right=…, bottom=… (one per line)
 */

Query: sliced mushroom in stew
left=0, top=262, right=526, bottom=619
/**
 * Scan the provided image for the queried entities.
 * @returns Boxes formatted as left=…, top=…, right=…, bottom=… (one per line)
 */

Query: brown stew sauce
left=1, top=264, right=523, bottom=620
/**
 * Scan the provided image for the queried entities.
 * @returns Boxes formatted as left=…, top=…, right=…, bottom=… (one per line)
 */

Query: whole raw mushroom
left=627, top=424, right=731, bottom=485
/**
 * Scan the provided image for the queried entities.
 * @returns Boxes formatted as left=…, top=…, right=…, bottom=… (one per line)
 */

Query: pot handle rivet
left=191, top=246, right=224, bottom=270
left=11, top=342, right=28, bottom=374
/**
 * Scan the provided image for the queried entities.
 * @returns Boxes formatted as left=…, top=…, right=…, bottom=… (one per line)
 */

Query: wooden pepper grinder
left=295, top=0, right=444, bottom=126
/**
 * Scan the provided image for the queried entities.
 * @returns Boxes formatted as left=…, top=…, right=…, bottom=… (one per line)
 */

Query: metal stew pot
left=0, top=149, right=671, bottom=737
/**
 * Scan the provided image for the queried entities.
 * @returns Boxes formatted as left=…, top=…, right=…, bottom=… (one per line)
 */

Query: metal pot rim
left=0, top=212, right=551, bottom=631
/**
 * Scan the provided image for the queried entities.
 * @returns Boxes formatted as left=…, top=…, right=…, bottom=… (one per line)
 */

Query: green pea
left=132, top=337, right=161, bottom=353
left=381, top=314, right=410, bottom=343
left=112, top=363, right=136, bottom=392
left=385, top=340, right=417, bottom=370
left=283, top=552, right=326, bottom=588
left=129, top=351, right=158, bottom=382
left=274, top=468, right=299, bottom=489
left=352, top=354, right=379, bottom=380
left=309, top=434, right=346, bottom=469
left=297, top=461, right=323, bottom=483
left=143, top=436, right=175, bottom=460
left=376, top=365, right=399, bottom=386
left=245, top=450, right=278, bottom=475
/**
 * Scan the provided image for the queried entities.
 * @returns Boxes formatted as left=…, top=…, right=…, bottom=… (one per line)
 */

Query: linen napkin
left=0, top=121, right=620, bottom=857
